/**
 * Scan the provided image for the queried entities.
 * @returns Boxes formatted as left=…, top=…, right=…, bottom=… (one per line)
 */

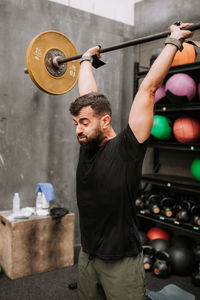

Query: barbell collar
left=52, top=56, right=64, bottom=67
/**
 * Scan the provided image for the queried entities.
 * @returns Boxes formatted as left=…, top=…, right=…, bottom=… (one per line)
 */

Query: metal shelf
left=154, top=102, right=200, bottom=113
left=148, top=140, right=200, bottom=151
left=133, top=61, right=200, bottom=98
left=137, top=212, right=200, bottom=235
left=142, top=174, right=200, bottom=194
left=136, top=61, right=200, bottom=78
left=134, top=60, right=200, bottom=237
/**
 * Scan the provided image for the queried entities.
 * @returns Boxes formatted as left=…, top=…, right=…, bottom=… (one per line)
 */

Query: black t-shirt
left=76, top=124, right=147, bottom=260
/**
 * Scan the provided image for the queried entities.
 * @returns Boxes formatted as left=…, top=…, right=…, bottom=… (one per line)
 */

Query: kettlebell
left=176, top=200, right=191, bottom=222
left=135, top=193, right=147, bottom=210
left=151, top=238, right=169, bottom=252
left=192, top=245, right=200, bottom=287
left=161, top=197, right=177, bottom=218
left=142, top=245, right=155, bottom=271
left=190, top=205, right=200, bottom=226
left=148, top=193, right=162, bottom=215
left=153, top=250, right=171, bottom=278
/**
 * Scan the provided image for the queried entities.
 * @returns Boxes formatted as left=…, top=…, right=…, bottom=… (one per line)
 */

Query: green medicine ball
left=190, top=157, right=200, bottom=181
left=151, top=115, right=172, bottom=140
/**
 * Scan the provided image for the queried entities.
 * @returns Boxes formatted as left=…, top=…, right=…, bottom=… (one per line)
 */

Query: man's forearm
left=78, top=61, right=98, bottom=96
left=78, top=46, right=101, bottom=96
left=140, top=23, right=193, bottom=93
left=141, top=43, right=177, bottom=93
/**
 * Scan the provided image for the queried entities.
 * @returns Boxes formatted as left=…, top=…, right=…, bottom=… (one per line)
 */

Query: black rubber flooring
left=0, top=264, right=199, bottom=300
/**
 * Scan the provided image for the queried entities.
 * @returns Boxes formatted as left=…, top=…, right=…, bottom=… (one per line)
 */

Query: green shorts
left=77, top=248, right=146, bottom=300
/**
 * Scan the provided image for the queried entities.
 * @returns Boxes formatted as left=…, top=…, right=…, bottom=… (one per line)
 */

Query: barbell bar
left=56, top=23, right=200, bottom=65
left=25, top=23, right=200, bottom=95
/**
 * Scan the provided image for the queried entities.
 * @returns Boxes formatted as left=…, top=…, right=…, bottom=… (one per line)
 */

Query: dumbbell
left=190, top=205, right=200, bottom=226
left=176, top=200, right=191, bottom=222
left=192, top=245, right=200, bottom=286
left=161, top=197, right=177, bottom=218
left=153, top=250, right=171, bottom=278
left=142, top=245, right=155, bottom=271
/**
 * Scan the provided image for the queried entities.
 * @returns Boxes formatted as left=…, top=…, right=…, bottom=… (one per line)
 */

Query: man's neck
left=99, top=127, right=116, bottom=147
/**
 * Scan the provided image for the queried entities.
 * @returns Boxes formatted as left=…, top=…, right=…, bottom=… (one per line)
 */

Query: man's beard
left=77, top=128, right=104, bottom=152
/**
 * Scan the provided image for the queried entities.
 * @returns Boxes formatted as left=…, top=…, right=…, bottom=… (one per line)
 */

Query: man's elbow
left=139, top=80, right=160, bottom=97
left=134, top=128, right=151, bottom=144
left=130, top=118, right=153, bottom=144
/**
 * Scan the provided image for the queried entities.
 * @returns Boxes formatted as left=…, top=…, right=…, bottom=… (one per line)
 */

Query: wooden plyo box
left=0, top=210, right=75, bottom=279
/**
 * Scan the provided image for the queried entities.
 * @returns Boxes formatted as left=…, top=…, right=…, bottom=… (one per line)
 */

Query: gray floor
left=0, top=264, right=199, bottom=300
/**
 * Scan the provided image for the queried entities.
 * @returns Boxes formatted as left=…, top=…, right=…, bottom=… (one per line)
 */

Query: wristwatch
left=80, top=55, right=93, bottom=64
left=165, top=37, right=184, bottom=52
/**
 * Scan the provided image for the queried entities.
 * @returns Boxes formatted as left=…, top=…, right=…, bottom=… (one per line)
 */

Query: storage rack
left=133, top=61, right=200, bottom=236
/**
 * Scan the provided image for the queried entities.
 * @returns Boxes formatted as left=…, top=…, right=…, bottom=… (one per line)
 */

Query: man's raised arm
left=78, top=46, right=101, bottom=96
left=129, top=23, right=194, bottom=144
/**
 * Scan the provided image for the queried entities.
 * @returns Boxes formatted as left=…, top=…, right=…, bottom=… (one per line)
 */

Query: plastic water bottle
left=36, top=192, right=43, bottom=215
left=41, top=192, right=49, bottom=209
left=12, top=193, right=20, bottom=215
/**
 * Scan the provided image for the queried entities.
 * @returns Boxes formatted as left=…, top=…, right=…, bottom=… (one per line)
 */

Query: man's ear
left=101, top=114, right=111, bottom=129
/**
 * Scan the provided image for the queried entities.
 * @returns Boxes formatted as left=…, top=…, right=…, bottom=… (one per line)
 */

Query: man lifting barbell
left=68, top=22, right=194, bottom=300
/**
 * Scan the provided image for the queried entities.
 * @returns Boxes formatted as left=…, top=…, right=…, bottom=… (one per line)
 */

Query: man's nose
left=76, top=124, right=83, bottom=135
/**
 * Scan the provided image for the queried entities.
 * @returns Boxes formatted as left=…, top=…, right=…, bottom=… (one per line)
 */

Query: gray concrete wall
left=0, top=0, right=135, bottom=245
left=134, top=0, right=200, bottom=38
left=1, top=0, right=200, bottom=247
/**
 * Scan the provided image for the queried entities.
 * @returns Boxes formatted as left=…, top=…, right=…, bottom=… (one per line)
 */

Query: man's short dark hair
left=69, top=92, right=112, bottom=117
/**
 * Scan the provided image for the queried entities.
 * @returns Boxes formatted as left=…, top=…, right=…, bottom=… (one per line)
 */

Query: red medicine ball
left=173, top=117, right=200, bottom=143
left=147, top=227, right=170, bottom=241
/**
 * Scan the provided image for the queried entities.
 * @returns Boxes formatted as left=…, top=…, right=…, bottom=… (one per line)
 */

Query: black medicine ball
left=169, top=247, right=193, bottom=275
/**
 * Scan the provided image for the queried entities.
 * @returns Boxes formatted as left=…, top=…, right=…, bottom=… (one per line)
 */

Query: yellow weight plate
left=26, top=31, right=80, bottom=95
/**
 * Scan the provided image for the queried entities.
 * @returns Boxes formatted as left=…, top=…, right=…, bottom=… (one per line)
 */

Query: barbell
left=25, top=23, right=200, bottom=95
